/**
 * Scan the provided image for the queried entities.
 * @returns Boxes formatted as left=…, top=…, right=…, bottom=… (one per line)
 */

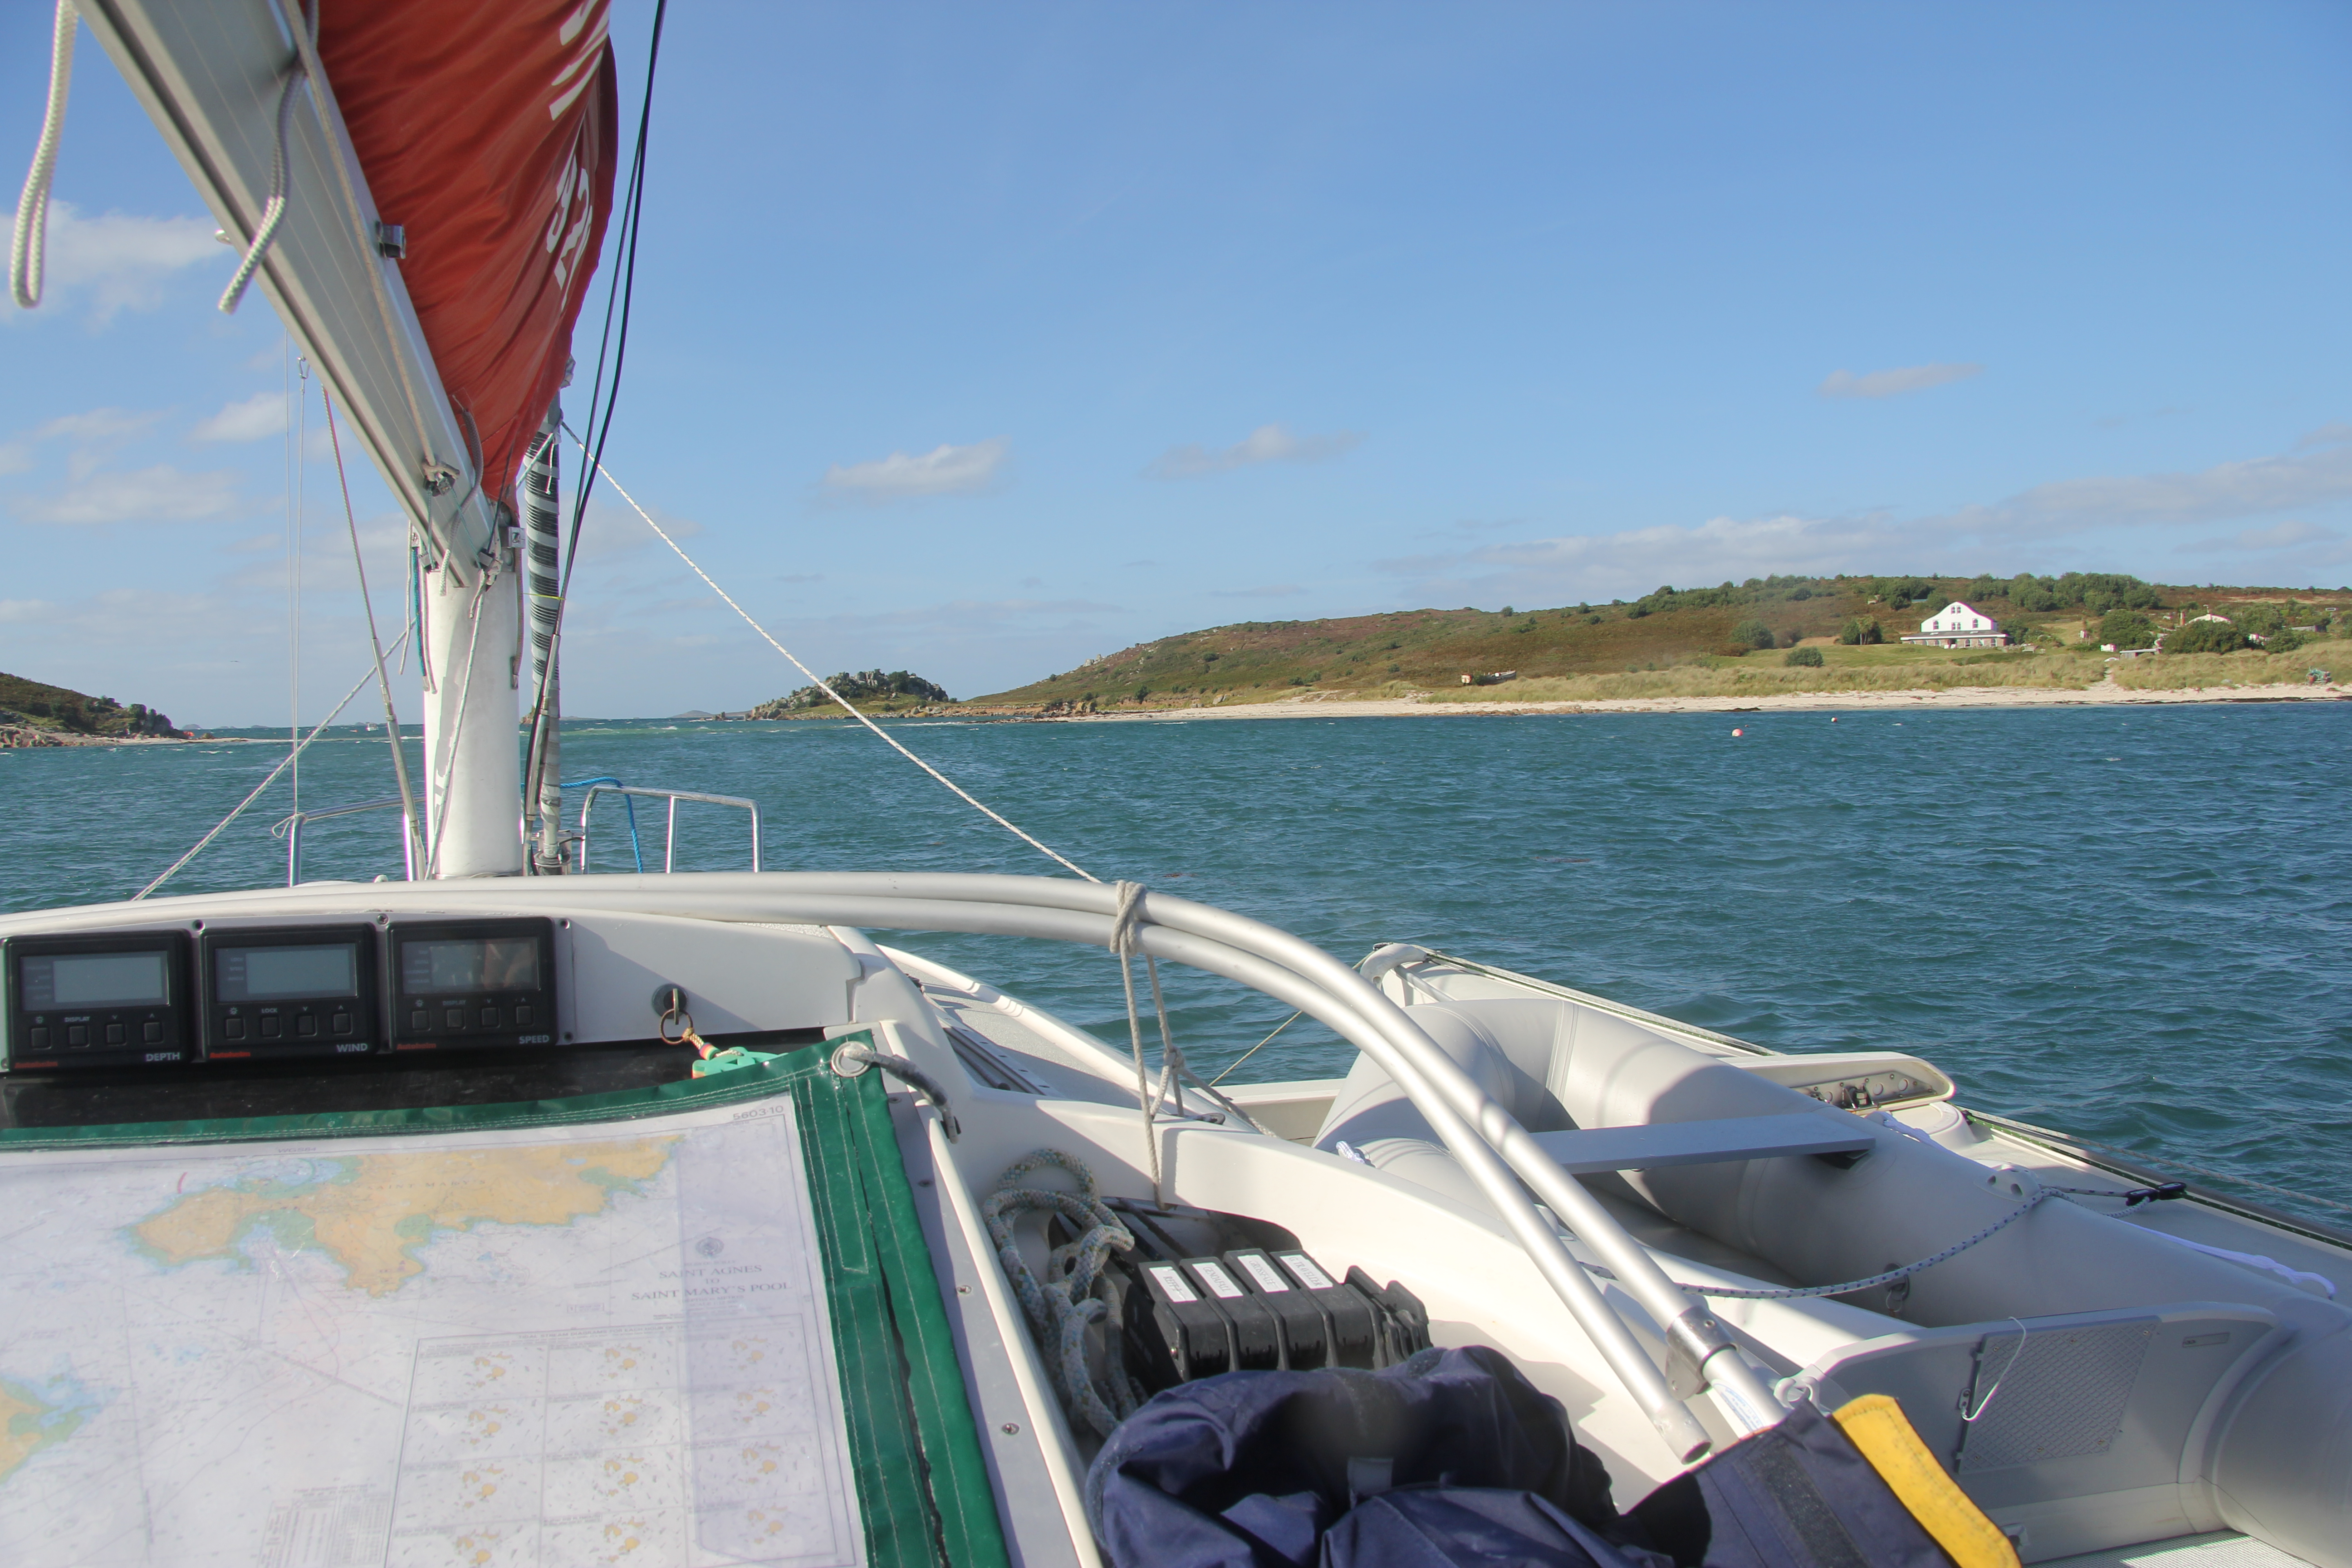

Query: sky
left=5, top=2, right=2352, bottom=725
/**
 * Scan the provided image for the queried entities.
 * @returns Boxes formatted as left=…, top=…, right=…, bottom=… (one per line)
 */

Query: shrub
left=1731, top=619, right=1775, bottom=650
left=1785, top=646, right=1825, bottom=667
left=2097, top=609, right=2159, bottom=648
left=1838, top=617, right=1885, bottom=646
left=2162, top=617, right=2261, bottom=653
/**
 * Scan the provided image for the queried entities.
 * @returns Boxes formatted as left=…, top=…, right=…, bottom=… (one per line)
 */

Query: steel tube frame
left=577, top=787, right=761, bottom=875
left=270, top=797, right=408, bottom=886
left=70, top=871, right=1786, bottom=1453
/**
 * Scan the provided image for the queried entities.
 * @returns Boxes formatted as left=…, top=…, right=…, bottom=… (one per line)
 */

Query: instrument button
left=225, top=1017, right=245, bottom=1040
left=143, top=1021, right=163, bottom=1044
left=480, top=1007, right=498, bottom=1028
left=28, top=1027, right=48, bottom=1049
left=259, top=1016, right=282, bottom=1039
left=296, top=1014, right=318, bottom=1037
left=445, top=1008, right=465, bottom=1030
left=411, top=1009, right=428, bottom=1030
left=515, top=1004, right=533, bottom=1027
left=332, top=1012, right=352, bottom=1034
left=105, top=1023, right=127, bottom=1045
left=66, top=1024, right=88, bottom=1047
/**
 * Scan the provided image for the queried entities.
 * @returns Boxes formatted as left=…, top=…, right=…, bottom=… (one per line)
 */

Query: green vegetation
left=0, top=671, right=184, bottom=737
left=749, top=669, right=951, bottom=717
left=963, top=574, right=2352, bottom=710
left=2096, top=609, right=2160, bottom=649
left=1784, top=646, right=1824, bottom=667
left=2163, top=618, right=2249, bottom=655
left=2113, top=637, right=2350, bottom=691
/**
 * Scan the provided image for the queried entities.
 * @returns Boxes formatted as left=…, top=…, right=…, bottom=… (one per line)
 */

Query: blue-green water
left=5, top=706, right=2347, bottom=1220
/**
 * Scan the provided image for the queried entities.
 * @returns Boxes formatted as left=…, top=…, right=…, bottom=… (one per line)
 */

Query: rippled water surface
left=5, top=705, right=2347, bottom=1219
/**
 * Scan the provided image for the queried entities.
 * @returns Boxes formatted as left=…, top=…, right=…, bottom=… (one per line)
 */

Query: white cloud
left=1817, top=363, right=1983, bottom=400
left=1211, top=583, right=1305, bottom=598
left=569, top=495, right=703, bottom=561
left=821, top=438, right=1008, bottom=501
left=5, top=203, right=223, bottom=324
left=1372, top=423, right=2352, bottom=606
left=2178, top=519, right=2344, bottom=556
left=0, top=406, right=163, bottom=475
left=1958, top=426, right=2352, bottom=532
left=1147, top=423, right=1361, bottom=480
left=191, top=392, right=289, bottom=443
left=0, top=598, right=61, bottom=624
left=1376, top=512, right=1913, bottom=605
left=14, top=465, right=243, bottom=525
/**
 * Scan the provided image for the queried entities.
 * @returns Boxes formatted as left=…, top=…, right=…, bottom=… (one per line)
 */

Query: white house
left=1901, top=601, right=2006, bottom=649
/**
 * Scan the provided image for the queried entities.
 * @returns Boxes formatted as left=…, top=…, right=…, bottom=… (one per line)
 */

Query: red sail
left=317, top=1, right=618, bottom=506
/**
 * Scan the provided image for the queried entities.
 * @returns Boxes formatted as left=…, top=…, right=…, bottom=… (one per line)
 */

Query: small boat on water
left=5, top=5, right=2346, bottom=1566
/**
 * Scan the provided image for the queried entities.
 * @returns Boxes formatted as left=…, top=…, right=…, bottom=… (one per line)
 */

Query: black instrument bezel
left=4, top=929, right=194, bottom=1070
left=386, top=916, right=559, bottom=1053
left=198, top=922, right=383, bottom=1062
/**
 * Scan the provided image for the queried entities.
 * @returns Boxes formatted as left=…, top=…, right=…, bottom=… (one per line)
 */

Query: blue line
left=559, top=776, right=643, bottom=872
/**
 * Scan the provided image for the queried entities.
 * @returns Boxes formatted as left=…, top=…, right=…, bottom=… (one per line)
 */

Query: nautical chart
left=0, top=1095, right=864, bottom=1568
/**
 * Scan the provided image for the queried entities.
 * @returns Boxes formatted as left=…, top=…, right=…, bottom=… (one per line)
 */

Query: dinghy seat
left=1312, top=997, right=1870, bottom=1213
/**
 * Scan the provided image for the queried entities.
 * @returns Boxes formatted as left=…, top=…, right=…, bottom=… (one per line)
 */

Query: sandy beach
left=1071, top=676, right=2350, bottom=723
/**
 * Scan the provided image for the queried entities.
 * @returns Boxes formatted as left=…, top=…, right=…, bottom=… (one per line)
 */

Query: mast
left=521, top=402, right=566, bottom=874
left=69, top=0, right=617, bottom=882
left=418, top=516, right=524, bottom=877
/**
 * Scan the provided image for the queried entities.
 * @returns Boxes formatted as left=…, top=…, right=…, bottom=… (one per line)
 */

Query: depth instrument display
left=6, top=930, right=192, bottom=1069
left=387, top=917, right=557, bottom=1051
left=200, top=926, right=380, bottom=1060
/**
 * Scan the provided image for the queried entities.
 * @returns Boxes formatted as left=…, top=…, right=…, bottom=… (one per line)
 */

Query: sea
left=5, top=703, right=2347, bottom=1223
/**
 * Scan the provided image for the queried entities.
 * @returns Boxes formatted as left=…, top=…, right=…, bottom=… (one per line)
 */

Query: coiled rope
left=981, top=1151, right=1140, bottom=1438
left=9, top=0, right=74, bottom=310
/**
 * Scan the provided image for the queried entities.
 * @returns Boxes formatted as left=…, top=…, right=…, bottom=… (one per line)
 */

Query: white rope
left=569, top=432, right=1099, bottom=882
left=134, top=632, right=408, bottom=900
left=9, top=0, right=75, bottom=310
left=218, top=27, right=310, bottom=314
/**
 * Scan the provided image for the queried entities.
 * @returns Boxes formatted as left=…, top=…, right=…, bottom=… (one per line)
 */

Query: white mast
left=418, top=508, right=523, bottom=877
left=73, top=0, right=530, bottom=878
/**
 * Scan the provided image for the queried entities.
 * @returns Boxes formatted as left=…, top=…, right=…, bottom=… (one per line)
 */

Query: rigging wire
left=523, top=0, right=669, bottom=840
left=289, top=352, right=306, bottom=817
left=572, top=437, right=1098, bottom=883
left=133, top=631, right=410, bottom=901
left=323, top=387, right=422, bottom=876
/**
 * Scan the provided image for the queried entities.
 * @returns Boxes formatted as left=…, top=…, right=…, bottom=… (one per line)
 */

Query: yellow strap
left=1832, top=1394, right=2020, bottom=1568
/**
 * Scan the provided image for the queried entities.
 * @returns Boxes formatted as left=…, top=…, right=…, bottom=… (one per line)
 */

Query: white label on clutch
left=1149, top=1265, right=1197, bottom=1303
left=1238, top=1253, right=1291, bottom=1293
left=1279, top=1253, right=1335, bottom=1290
left=1191, top=1262, right=1245, bottom=1299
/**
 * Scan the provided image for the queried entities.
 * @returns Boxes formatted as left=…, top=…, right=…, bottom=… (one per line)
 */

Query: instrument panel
left=5, top=916, right=557, bottom=1071
left=5, top=930, right=192, bottom=1068
left=201, top=924, right=380, bottom=1060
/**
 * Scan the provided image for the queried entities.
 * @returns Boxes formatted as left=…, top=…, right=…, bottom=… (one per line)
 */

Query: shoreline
left=1052, top=677, right=2352, bottom=723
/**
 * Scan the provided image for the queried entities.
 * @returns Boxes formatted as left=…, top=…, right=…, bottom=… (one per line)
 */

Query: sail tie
left=8, top=0, right=75, bottom=309
left=218, top=7, right=316, bottom=314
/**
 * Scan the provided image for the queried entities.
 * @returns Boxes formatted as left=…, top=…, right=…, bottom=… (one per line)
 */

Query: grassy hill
left=967, top=574, right=2350, bottom=710
left=0, top=671, right=186, bottom=737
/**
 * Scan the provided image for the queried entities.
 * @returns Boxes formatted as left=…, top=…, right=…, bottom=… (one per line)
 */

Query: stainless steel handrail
left=269, top=798, right=412, bottom=885
left=578, top=786, right=761, bottom=873
left=90, top=871, right=1784, bottom=1457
